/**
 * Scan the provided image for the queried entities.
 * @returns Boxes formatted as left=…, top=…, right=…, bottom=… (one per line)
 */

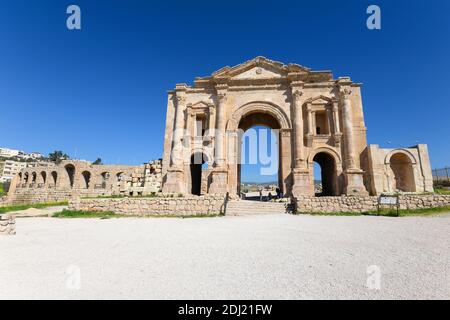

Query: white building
left=0, top=160, right=28, bottom=183
left=0, top=148, right=21, bottom=158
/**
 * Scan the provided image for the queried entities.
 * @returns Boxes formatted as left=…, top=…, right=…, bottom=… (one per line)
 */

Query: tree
left=48, top=151, right=69, bottom=164
left=93, top=158, right=102, bottom=165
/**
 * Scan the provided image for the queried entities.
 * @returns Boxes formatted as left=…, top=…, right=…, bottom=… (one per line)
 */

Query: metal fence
left=433, top=167, right=450, bottom=184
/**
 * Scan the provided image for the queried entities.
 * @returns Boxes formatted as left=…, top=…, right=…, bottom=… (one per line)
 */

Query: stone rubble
left=0, top=214, right=16, bottom=235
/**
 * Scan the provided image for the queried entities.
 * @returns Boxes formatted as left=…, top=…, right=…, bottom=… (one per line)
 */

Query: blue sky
left=1, top=0, right=449, bottom=183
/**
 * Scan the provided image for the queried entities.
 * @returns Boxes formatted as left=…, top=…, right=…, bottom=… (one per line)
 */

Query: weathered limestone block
left=0, top=214, right=16, bottom=236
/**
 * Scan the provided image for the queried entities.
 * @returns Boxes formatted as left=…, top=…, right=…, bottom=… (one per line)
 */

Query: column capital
left=216, top=92, right=227, bottom=104
left=292, top=89, right=303, bottom=101
left=175, top=95, right=186, bottom=105
left=339, top=87, right=352, bottom=100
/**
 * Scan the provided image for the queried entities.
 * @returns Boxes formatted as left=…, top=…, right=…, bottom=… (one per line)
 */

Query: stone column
left=162, top=93, right=186, bottom=194
left=171, top=95, right=186, bottom=168
left=341, top=88, right=356, bottom=170
left=292, top=89, right=305, bottom=169
left=339, top=86, right=368, bottom=196
left=332, top=101, right=341, bottom=134
left=307, top=104, right=314, bottom=136
left=214, top=92, right=226, bottom=168
left=209, top=87, right=228, bottom=194
left=291, top=85, right=314, bottom=197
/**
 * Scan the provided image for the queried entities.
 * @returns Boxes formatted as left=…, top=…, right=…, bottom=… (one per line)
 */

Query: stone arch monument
left=161, top=57, right=434, bottom=197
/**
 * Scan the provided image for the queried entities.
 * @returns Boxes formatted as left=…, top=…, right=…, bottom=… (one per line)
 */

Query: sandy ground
left=7, top=206, right=68, bottom=217
left=1, top=214, right=449, bottom=300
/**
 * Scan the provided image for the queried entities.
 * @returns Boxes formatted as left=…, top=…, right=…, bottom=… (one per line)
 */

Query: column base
left=162, top=168, right=185, bottom=194
left=208, top=169, right=228, bottom=195
left=344, top=169, right=368, bottom=196
left=292, top=169, right=314, bottom=197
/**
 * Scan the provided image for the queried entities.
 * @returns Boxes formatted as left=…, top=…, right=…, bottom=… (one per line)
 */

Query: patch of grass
left=0, top=201, right=68, bottom=214
left=295, top=205, right=450, bottom=217
left=301, top=211, right=362, bottom=216
left=53, top=209, right=119, bottom=218
left=53, top=209, right=222, bottom=219
left=434, top=187, right=450, bottom=195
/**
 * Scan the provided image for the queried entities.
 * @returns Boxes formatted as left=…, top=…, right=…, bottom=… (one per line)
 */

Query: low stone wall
left=295, top=194, right=450, bottom=213
left=7, top=188, right=76, bottom=205
left=69, top=195, right=226, bottom=216
left=0, top=214, right=16, bottom=235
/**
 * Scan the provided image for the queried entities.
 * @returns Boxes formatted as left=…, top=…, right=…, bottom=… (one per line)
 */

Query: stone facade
left=295, top=194, right=450, bottom=214
left=7, top=159, right=163, bottom=204
left=161, top=57, right=434, bottom=197
left=0, top=214, right=16, bottom=235
left=70, top=195, right=226, bottom=216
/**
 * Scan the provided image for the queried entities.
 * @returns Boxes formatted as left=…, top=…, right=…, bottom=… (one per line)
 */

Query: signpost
left=377, top=195, right=400, bottom=216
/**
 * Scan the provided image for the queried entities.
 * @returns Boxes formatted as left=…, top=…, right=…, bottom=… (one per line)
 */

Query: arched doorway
left=390, top=153, right=416, bottom=192
left=40, top=171, right=47, bottom=184
left=237, top=112, right=281, bottom=198
left=190, top=152, right=207, bottom=196
left=65, top=164, right=75, bottom=188
left=312, top=152, right=337, bottom=196
left=51, top=171, right=58, bottom=186
left=81, top=171, right=91, bottom=189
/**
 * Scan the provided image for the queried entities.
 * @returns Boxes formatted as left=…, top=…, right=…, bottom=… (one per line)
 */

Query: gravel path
left=1, top=214, right=449, bottom=300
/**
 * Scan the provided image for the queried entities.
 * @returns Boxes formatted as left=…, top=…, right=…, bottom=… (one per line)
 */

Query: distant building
left=0, top=148, right=21, bottom=158
left=0, top=160, right=28, bottom=183
left=29, top=152, right=44, bottom=159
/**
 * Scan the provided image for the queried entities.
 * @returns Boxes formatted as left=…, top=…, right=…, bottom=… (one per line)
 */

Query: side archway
left=385, top=150, right=417, bottom=192
left=308, top=147, right=342, bottom=196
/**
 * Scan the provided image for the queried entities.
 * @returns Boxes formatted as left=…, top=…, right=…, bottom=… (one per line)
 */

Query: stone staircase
left=226, top=200, right=287, bottom=216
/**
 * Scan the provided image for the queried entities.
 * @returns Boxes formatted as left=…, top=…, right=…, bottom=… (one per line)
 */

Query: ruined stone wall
left=7, top=159, right=163, bottom=204
left=295, top=194, right=450, bottom=214
left=364, top=144, right=434, bottom=195
left=69, top=195, right=226, bottom=216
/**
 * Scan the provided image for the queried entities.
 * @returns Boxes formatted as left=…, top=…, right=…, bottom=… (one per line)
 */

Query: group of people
left=259, top=187, right=283, bottom=202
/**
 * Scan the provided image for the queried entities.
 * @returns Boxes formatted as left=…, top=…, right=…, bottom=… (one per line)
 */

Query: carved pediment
left=188, top=101, right=214, bottom=109
left=305, top=95, right=336, bottom=105
left=192, top=57, right=335, bottom=88
left=212, top=56, right=308, bottom=80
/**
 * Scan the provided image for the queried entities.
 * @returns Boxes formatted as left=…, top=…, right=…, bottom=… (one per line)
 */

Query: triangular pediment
left=211, top=56, right=309, bottom=80
left=231, top=66, right=284, bottom=80
left=192, top=57, right=334, bottom=87
left=306, top=95, right=336, bottom=105
left=188, top=101, right=213, bottom=109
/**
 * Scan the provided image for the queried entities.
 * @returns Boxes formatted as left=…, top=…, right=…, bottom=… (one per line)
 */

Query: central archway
left=237, top=112, right=282, bottom=197
left=227, top=102, right=292, bottom=197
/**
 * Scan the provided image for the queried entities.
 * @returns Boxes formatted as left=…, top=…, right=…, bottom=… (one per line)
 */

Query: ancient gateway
left=7, top=57, right=434, bottom=206
left=161, top=57, right=433, bottom=197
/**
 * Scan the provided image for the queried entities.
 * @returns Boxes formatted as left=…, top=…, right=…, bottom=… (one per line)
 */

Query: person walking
left=275, top=187, right=281, bottom=199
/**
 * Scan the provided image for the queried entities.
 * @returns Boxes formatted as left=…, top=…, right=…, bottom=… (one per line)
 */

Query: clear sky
left=1, top=0, right=449, bottom=183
